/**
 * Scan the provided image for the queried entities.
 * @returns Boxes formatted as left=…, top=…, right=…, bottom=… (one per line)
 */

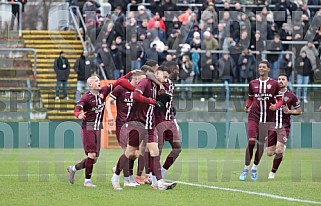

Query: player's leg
left=111, top=126, right=139, bottom=189
left=147, top=130, right=176, bottom=190
left=83, top=130, right=101, bottom=187
left=269, top=127, right=288, bottom=179
left=240, top=120, right=257, bottom=181
left=67, top=129, right=97, bottom=186
left=269, top=141, right=285, bottom=179
left=161, top=126, right=182, bottom=178
left=135, top=141, right=146, bottom=184
left=250, top=122, right=270, bottom=181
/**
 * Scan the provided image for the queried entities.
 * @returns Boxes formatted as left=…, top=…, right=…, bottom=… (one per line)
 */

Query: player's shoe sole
left=165, top=182, right=177, bottom=190
left=111, top=181, right=123, bottom=190
left=84, top=181, right=97, bottom=187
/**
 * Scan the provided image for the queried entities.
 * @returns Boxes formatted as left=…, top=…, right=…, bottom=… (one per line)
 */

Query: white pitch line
left=176, top=181, right=321, bottom=205
left=1, top=173, right=320, bottom=204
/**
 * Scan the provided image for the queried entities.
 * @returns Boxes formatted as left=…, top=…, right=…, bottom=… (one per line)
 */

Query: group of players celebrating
left=66, top=59, right=302, bottom=189
left=68, top=60, right=180, bottom=190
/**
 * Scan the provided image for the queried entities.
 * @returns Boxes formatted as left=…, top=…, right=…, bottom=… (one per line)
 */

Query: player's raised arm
left=105, top=96, right=115, bottom=126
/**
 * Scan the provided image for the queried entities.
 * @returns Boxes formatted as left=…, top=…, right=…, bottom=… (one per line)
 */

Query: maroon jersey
left=155, top=79, right=175, bottom=123
left=248, top=78, right=281, bottom=123
left=127, top=78, right=157, bottom=129
left=76, top=85, right=112, bottom=130
left=109, top=85, right=133, bottom=127
left=275, top=89, right=300, bottom=128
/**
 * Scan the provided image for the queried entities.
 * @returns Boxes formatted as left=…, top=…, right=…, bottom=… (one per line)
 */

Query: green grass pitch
left=1, top=148, right=321, bottom=206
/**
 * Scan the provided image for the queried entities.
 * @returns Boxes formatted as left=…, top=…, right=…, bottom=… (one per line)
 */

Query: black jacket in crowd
left=54, top=56, right=70, bottom=81
left=74, top=54, right=96, bottom=81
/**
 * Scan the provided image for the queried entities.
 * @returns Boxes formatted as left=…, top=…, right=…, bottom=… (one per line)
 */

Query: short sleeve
left=274, top=82, right=282, bottom=97
left=110, top=85, right=122, bottom=100
left=101, top=85, right=112, bottom=98
left=76, top=94, right=87, bottom=108
left=291, top=93, right=301, bottom=109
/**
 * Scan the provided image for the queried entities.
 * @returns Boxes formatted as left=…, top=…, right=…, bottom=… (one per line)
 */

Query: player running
left=240, top=60, right=283, bottom=181
left=266, top=73, right=302, bottom=179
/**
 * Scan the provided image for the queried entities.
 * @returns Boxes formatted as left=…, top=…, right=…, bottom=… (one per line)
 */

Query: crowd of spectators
left=72, top=0, right=321, bottom=100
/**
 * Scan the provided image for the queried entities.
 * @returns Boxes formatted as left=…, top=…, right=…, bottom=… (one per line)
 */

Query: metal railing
left=0, top=1, right=22, bottom=36
left=127, top=3, right=202, bottom=12
left=0, top=48, right=37, bottom=79
left=69, top=5, right=87, bottom=50
left=26, top=79, right=31, bottom=147
left=175, top=82, right=321, bottom=146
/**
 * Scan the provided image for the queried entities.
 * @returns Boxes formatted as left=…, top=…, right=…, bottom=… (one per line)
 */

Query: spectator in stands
left=190, top=31, right=202, bottom=51
left=138, top=19, right=148, bottom=38
left=266, top=14, right=278, bottom=40
left=238, top=31, right=250, bottom=50
left=274, top=0, right=292, bottom=29
left=238, top=49, right=256, bottom=83
left=9, top=0, right=27, bottom=30
left=83, top=0, right=101, bottom=18
left=200, top=50, right=218, bottom=100
left=255, top=14, right=267, bottom=41
left=279, top=53, right=293, bottom=81
left=307, top=0, right=320, bottom=16
left=218, top=52, right=236, bottom=84
left=149, top=20, right=166, bottom=42
left=101, top=22, right=116, bottom=48
left=126, top=35, right=144, bottom=70
left=136, top=5, right=151, bottom=23
left=178, top=8, right=193, bottom=25
left=250, top=31, right=265, bottom=63
left=179, top=55, right=194, bottom=100
left=115, top=36, right=126, bottom=68
left=222, top=36, right=236, bottom=51
left=125, top=17, right=138, bottom=43
left=220, top=11, right=236, bottom=40
left=295, top=51, right=312, bottom=103
left=146, top=43, right=159, bottom=62
left=111, top=6, right=126, bottom=39
left=149, top=0, right=162, bottom=15
left=160, top=0, right=178, bottom=19
left=54, top=51, right=70, bottom=100
left=202, top=31, right=219, bottom=50
left=300, top=41, right=319, bottom=72
left=74, top=51, right=96, bottom=103
left=278, top=23, right=292, bottom=51
left=266, top=34, right=283, bottom=80
left=201, top=4, right=218, bottom=31
left=166, top=29, right=180, bottom=50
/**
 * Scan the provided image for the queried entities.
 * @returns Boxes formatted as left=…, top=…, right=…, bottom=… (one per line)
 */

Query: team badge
left=283, top=96, right=289, bottom=102
left=267, top=84, right=272, bottom=89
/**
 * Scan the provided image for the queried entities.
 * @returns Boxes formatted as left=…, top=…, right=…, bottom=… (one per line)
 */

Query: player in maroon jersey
left=154, top=64, right=181, bottom=179
left=106, top=71, right=146, bottom=187
left=266, top=74, right=302, bottom=179
left=111, top=65, right=176, bottom=190
left=240, top=60, right=283, bottom=181
left=66, top=72, right=137, bottom=187
left=135, top=63, right=180, bottom=184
